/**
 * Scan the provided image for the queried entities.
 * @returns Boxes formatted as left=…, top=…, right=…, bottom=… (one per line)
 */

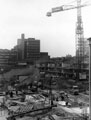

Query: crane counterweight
left=46, top=12, right=52, bottom=17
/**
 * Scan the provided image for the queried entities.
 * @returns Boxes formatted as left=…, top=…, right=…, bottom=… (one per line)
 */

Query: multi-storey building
left=8, top=48, right=17, bottom=66
left=0, top=49, right=17, bottom=70
left=0, top=49, right=10, bottom=69
left=17, top=34, right=40, bottom=63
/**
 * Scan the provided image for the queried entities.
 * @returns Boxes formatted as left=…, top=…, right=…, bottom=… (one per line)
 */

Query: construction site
left=0, top=82, right=89, bottom=120
left=0, top=0, right=91, bottom=120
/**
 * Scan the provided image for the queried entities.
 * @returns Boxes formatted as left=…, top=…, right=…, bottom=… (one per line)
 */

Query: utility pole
left=87, top=37, right=91, bottom=120
left=49, top=76, right=53, bottom=106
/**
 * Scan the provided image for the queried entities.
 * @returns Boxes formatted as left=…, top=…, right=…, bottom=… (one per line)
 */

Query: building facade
left=0, top=49, right=17, bottom=70
left=17, top=34, right=40, bottom=63
left=40, top=52, right=50, bottom=61
left=0, top=49, right=10, bottom=69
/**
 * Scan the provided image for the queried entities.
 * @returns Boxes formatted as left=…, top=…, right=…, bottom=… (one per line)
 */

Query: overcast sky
left=0, top=0, right=91, bottom=57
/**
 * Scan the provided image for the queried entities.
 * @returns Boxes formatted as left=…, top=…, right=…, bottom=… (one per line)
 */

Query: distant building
left=40, top=52, right=50, bottom=61
left=0, top=49, right=17, bottom=70
left=0, top=49, right=9, bottom=69
left=8, top=48, right=17, bottom=66
left=17, top=34, right=40, bottom=63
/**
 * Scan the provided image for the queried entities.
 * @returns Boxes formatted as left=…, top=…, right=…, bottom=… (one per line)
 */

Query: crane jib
left=51, top=4, right=88, bottom=13
left=52, top=7, right=63, bottom=13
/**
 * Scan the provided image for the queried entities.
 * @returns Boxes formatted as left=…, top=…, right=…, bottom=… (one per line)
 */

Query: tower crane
left=46, top=0, right=90, bottom=80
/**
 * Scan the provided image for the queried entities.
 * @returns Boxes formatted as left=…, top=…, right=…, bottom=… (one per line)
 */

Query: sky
left=0, top=0, right=91, bottom=57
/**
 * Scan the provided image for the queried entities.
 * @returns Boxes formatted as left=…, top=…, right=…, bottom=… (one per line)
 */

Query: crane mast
left=76, top=0, right=84, bottom=79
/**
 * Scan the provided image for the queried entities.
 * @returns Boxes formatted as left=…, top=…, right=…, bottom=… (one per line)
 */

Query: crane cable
left=57, top=0, right=91, bottom=6
left=64, top=0, right=76, bottom=5
left=82, top=0, right=91, bottom=5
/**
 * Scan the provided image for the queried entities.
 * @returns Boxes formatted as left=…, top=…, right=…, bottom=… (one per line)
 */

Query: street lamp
left=87, top=37, right=91, bottom=120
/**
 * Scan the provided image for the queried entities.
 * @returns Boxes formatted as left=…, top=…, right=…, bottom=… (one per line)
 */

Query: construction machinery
left=46, top=0, right=90, bottom=81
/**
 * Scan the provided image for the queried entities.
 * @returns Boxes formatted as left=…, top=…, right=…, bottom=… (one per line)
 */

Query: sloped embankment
left=0, top=66, right=40, bottom=90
